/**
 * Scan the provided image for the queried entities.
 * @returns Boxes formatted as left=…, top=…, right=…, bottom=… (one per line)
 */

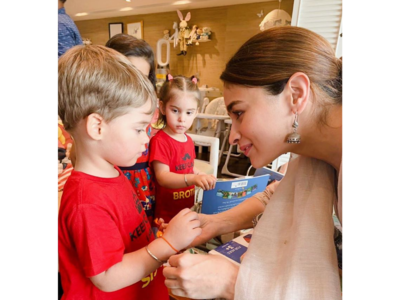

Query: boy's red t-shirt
left=58, top=167, right=169, bottom=300
left=149, top=130, right=196, bottom=223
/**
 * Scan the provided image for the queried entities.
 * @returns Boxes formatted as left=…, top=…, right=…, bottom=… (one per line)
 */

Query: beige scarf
left=235, top=156, right=342, bottom=299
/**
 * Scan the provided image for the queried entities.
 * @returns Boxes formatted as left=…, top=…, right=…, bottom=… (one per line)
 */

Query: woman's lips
left=240, top=144, right=252, bottom=156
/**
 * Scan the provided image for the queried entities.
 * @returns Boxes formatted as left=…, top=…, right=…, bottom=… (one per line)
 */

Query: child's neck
left=163, top=126, right=187, bottom=142
left=74, top=143, right=120, bottom=178
left=75, top=159, right=120, bottom=178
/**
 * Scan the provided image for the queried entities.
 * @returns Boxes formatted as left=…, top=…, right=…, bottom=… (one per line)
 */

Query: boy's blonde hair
left=58, top=45, right=157, bottom=131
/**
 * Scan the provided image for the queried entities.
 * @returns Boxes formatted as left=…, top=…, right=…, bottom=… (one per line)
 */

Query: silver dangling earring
left=286, top=112, right=301, bottom=144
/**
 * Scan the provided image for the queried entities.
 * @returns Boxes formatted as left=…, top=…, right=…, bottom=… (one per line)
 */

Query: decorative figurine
left=176, top=10, right=191, bottom=56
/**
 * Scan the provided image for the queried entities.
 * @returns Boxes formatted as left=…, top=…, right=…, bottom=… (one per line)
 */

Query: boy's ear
left=285, top=72, right=310, bottom=114
left=86, top=113, right=104, bottom=140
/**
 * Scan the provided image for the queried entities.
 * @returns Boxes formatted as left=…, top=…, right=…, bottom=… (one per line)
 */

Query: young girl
left=105, top=34, right=159, bottom=226
left=149, top=75, right=217, bottom=223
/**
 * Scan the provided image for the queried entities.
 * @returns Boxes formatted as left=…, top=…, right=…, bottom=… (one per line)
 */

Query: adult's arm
left=190, top=179, right=280, bottom=247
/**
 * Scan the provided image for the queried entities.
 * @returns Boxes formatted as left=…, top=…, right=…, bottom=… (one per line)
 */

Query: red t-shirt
left=119, top=123, right=159, bottom=226
left=58, top=167, right=169, bottom=300
left=149, top=130, right=196, bottom=223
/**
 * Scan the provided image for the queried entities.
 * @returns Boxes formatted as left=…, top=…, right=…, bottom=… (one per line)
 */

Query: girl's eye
left=172, top=109, right=178, bottom=113
left=187, top=111, right=194, bottom=115
left=136, top=129, right=145, bottom=134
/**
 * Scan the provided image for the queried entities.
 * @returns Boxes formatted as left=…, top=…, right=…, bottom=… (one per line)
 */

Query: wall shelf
left=168, top=39, right=211, bottom=43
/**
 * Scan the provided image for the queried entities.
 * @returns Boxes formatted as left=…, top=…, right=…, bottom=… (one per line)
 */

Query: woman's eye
left=232, top=110, right=243, bottom=119
left=136, top=129, right=145, bottom=134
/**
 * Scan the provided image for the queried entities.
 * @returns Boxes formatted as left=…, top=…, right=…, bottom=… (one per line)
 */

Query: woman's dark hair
left=106, top=33, right=156, bottom=91
left=220, top=26, right=342, bottom=124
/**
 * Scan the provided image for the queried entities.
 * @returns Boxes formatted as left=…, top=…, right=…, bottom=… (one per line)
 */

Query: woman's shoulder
left=286, top=155, right=337, bottom=191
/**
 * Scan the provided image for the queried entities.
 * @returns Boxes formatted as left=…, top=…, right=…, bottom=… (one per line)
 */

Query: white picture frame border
left=109, top=22, right=123, bottom=39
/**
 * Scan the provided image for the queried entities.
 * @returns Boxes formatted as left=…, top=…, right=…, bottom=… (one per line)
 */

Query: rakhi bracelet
left=256, top=187, right=274, bottom=207
left=256, top=197, right=268, bottom=207
left=264, top=187, right=273, bottom=199
left=145, top=246, right=166, bottom=264
left=161, top=236, right=179, bottom=253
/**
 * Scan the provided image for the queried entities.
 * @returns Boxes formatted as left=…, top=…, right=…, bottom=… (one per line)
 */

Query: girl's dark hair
left=156, top=75, right=201, bottom=128
left=105, top=33, right=156, bottom=90
left=220, top=26, right=342, bottom=125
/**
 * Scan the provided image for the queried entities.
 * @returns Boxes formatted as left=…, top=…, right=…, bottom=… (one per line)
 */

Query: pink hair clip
left=167, top=74, right=174, bottom=81
left=191, top=77, right=198, bottom=84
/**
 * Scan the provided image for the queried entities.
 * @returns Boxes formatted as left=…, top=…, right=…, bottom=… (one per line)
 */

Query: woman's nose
left=229, top=124, right=240, bottom=145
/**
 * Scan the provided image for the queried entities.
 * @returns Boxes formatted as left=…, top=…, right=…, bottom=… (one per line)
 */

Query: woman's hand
left=187, top=213, right=219, bottom=247
left=266, top=179, right=280, bottom=194
left=164, top=252, right=239, bottom=300
left=163, top=208, right=202, bottom=251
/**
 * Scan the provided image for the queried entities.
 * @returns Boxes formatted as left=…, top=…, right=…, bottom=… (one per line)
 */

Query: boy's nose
left=142, top=133, right=150, bottom=144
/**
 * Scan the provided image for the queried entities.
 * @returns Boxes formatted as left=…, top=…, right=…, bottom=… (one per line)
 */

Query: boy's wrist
left=148, top=237, right=177, bottom=262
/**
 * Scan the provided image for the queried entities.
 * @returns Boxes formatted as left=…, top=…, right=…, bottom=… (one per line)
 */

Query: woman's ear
left=86, top=113, right=104, bottom=141
left=286, top=72, right=310, bottom=114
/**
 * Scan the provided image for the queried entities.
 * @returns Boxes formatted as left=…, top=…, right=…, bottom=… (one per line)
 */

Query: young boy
left=58, top=45, right=202, bottom=299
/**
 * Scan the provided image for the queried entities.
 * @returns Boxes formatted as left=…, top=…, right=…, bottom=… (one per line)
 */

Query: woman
left=163, top=26, right=342, bottom=300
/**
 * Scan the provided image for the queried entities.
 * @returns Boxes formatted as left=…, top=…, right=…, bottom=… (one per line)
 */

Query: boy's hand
left=162, top=208, right=202, bottom=251
left=193, top=174, right=216, bottom=190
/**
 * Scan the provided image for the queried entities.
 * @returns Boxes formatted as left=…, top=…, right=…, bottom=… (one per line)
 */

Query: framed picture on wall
left=109, top=22, right=123, bottom=39
left=127, top=21, right=143, bottom=39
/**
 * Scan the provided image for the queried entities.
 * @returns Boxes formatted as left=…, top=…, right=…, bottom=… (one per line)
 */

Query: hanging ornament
left=259, top=0, right=291, bottom=31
